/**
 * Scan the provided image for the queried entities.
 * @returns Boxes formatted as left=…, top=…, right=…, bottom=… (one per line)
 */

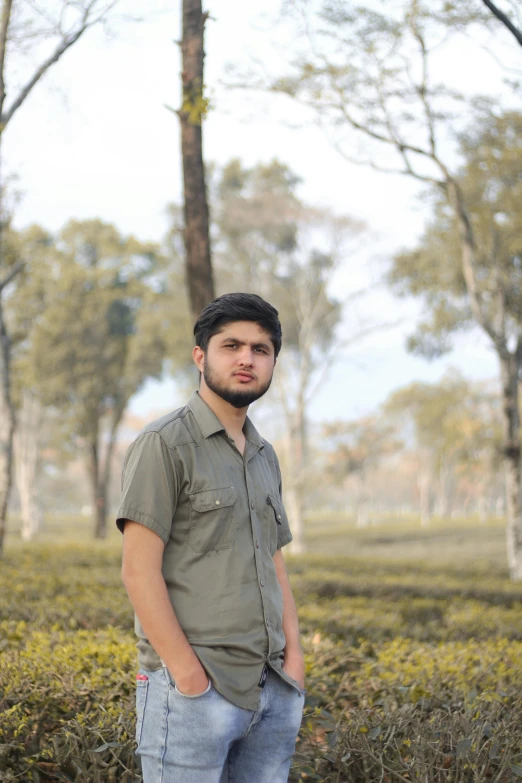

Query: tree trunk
left=286, top=483, right=304, bottom=555
left=284, top=422, right=305, bottom=555
left=0, top=296, right=14, bottom=554
left=499, top=354, right=522, bottom=580
left=478, top=493, right=488, bottom=526
left=180, top=0, right=214, bottom=321
left=418, top=460, right=431, bottom=527
left=87, top=438, right=107, bottom=539
left=355, top=470, right=369, bottom=527
left=13, top=390, right=43, bottom=540
left=436, top=459, right=452, bottom=518
left=88, top=409, right=124, bottom=540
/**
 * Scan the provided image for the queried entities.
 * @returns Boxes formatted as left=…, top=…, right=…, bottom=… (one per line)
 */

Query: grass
left=1, top=513, right=521, bottom=782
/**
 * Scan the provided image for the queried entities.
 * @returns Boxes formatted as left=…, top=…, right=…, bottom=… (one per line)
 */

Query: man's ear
left=192, top=345, right=205, bottom=373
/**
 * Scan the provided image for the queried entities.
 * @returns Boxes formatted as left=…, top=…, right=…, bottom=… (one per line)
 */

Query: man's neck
left=197, top=385, right=248, bottom=440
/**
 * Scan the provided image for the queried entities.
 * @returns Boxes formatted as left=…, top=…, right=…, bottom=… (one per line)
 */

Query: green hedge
left=1, top=545, right=522, bottom=782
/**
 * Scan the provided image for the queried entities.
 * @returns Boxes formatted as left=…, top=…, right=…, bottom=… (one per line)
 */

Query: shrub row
left=1, top=546, right=522, bottom=781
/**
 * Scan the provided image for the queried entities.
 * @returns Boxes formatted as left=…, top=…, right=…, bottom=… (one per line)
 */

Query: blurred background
left=2, top=2, right=522, bottom=781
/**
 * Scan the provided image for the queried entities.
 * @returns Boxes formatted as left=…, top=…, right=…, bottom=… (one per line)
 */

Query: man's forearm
left=123, top=569, right=203, bottom=681
left=281, top=577, right=302, bottom=659
left=273, top=549, right=303, bottom=660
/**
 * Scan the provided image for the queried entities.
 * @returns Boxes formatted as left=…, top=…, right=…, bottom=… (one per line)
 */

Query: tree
left=176, top=0, right=214, bottom=321
left=481, top=0, right=522, bottom=46
left=267, top=1, right=522, bottom=579
left=209, top=159, right=365, bottom=552
left=387, top=111, right=522, bottom=559
left=385, top=372, right=502, bottom=525
left=323, top=416, right=400, bottom=527
left=12, top=219, right=190, bottom=538
left=0, top=0, right=125, bottom=554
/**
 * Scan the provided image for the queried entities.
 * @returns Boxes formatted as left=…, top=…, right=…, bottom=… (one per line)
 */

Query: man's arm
left=121, top=521, right=209, bottom=696
left=273, top=548, right=305, bottom=690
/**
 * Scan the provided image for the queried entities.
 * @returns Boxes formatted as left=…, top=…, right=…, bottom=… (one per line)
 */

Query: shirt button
left=266, top=619, right=270, bottom=627
left=277, top=514, right=282, bottom=520
left=215, top=500, right=220, bottom=505
left=255, top=540, right=260, bottom=548
left=260, top=580, right=265, bottom=588
left=250, top=501, right=255, bottom=510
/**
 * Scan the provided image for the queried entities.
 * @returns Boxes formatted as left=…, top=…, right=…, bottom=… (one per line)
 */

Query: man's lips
left=234, top=371, right=255, bottom=381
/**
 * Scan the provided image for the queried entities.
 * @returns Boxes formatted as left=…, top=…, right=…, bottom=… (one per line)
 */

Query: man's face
left=193, top=321, right=277, bottom=409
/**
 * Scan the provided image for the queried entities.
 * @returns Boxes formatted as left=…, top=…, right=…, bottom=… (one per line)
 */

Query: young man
left=116, top=293, right=305, bottom=783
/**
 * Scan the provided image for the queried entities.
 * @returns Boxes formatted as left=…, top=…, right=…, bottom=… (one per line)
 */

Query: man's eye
left=255, top=347, right=268, bottom=354
left=225, top=343, right=237, bottom=349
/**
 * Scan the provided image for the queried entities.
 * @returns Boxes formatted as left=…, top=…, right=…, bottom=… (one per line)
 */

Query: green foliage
left=384, top=371, right=502, bottom=471
left=323, top=416, right=401, bottom=480
left=1, top=530, right=522, bottom=781
left=388, top=111, right=522, bottom=356
left=181, top=79, right=210, bottom=126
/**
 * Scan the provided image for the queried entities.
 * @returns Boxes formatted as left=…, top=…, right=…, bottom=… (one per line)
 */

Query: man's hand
left=122, top=521, right=208, bottom=690
left=283, top=651, right=305, bottom=691
left=173, top=662, right=210, bottom=696
left=273, top=549, right=305, bottom=690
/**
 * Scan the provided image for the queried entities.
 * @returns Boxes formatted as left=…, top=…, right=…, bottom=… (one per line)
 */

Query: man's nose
left=238, top=348, right=254, bottom=366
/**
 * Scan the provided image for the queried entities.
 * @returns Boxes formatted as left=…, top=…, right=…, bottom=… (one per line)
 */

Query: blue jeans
left=136, top=666, right=305, bottom=783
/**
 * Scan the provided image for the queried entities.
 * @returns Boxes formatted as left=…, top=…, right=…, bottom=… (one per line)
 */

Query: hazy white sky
left=9, top=0, right=518, bottom=423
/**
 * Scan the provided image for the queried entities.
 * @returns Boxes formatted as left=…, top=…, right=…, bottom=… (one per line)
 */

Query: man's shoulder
left=137, top=404, right=195, bottom=448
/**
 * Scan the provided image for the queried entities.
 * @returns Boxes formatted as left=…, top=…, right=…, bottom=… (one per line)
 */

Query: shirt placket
left=221, top=432, right=273, bottom=664
left=243, top=445, right=273, bottom=659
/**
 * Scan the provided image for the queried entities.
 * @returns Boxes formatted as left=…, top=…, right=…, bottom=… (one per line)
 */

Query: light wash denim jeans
left=135, top=665, right=305, bottom=783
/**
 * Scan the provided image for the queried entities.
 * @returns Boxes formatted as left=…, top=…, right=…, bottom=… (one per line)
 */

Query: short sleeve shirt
left=116, top=391, right=297, bottom=709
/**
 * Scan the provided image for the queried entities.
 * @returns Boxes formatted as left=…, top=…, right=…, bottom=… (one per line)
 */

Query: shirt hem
left=116, top=506, right=170, bottom=545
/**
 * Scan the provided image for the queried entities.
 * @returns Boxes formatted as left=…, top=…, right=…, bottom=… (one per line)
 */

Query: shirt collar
left=188, top=391, right=264, bottom=450
left=188, top=391, right=226, bottom=438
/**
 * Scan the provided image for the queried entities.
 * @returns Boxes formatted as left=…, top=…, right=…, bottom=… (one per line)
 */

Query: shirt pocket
left=266, top=493, right=286, bottom=555
left=188, top=486, right=237, bottom=553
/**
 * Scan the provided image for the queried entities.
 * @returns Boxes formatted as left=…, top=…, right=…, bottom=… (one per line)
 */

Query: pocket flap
left=189, top=487, right=236, bottom=513
left=267, top=493, right=284, bottom=524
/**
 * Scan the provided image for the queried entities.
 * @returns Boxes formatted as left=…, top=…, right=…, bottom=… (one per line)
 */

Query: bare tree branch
left=481, top=0, right=522, bottom=47
left=2, top=0, right=120, bottom=128
left=0, top=261, right=24, bottom=293
left=409, top=8, right=437, bottom=156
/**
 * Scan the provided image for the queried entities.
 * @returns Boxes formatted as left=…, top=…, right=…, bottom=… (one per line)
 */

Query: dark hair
left=194, top=293, right=282, bottom=357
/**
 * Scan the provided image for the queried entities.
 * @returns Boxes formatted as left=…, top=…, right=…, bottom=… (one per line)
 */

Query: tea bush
left=1, top=531, right=522, bottom=782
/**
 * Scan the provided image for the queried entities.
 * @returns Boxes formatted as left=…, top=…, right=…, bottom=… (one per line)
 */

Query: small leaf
left=94, top=742, right=121, bottom=753
left=368, top=725, right=382, bottom=740
left=510, top=765, right=522, bottom=777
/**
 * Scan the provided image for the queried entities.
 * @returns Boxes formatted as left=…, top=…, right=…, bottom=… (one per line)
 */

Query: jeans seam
left=159, top=673, right=170, bottom=783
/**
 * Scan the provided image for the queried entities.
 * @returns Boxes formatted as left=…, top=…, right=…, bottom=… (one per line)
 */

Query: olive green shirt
left=116, top=391, right=298, bottom=710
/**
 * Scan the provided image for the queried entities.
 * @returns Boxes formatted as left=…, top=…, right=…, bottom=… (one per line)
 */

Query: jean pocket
left=174, top=678, right=212, bottom=699
left=163, top=666, right=212, bottom=699
left=135, top=674, right=149, bottom=747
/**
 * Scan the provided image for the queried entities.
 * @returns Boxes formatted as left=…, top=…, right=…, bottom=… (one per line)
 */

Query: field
left=1, top=514, right=522, bottom=782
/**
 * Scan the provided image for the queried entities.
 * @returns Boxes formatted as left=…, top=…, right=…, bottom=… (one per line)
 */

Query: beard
left=203, top=360, right=273, bottom=409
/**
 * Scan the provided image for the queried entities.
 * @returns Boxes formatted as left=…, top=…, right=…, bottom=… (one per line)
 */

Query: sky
left=8, top=0, right=519, bottom=424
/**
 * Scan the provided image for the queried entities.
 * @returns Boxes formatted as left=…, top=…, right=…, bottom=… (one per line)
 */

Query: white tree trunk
left=13, top=391, right=43, bottom=541
left=436, top=459, right=452, bottom=518
left=286, top=482, right=305, bottom=555
left=500, top=354, right=522, bottom=581
left=418, top=457, right=432, bottom=528
left=0, top=297, right=15, bottom=554
left=355, top=471, right=370, bottom=527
